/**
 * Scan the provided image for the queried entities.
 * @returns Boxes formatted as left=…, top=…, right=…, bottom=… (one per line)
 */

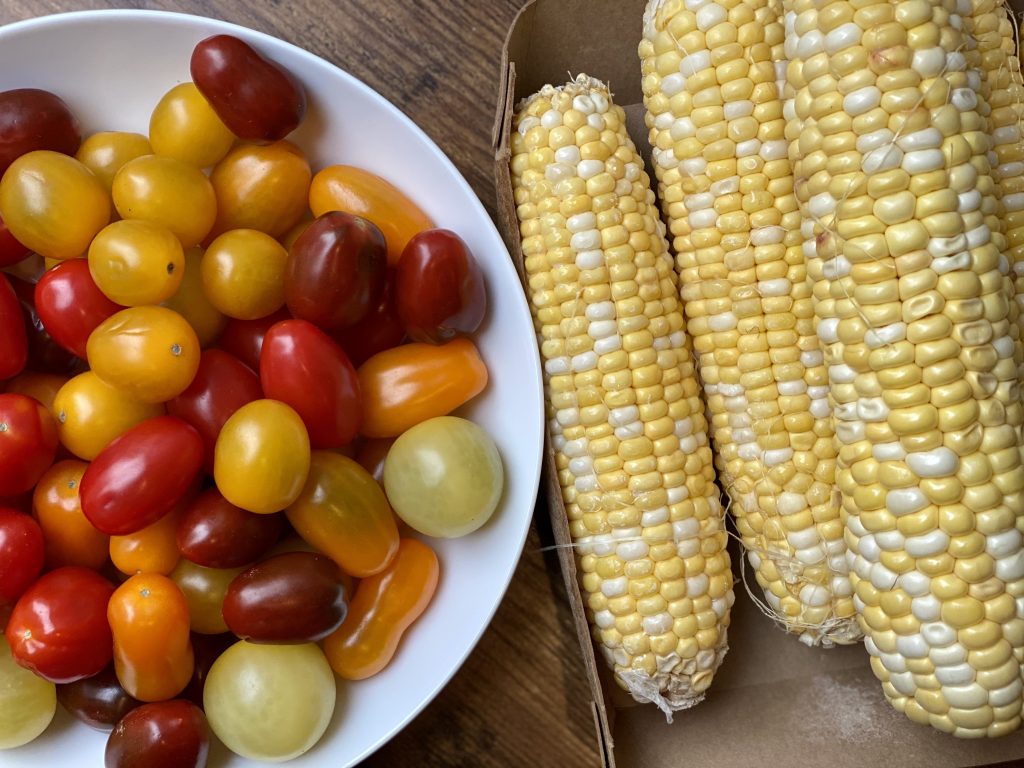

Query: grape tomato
left=149, top=81, right=234, bottom=169
left=170, top=559, right=244, bottom=636
left=201, top=228, right=288, bottom=320
left=31, top=459, right=109, bottom=571
left=0, top=392, right=59, bottom=496
left=75, top=131, right=152, bottom=192
left=9, top=273, right=82, bottom=378
left=88, top=219, right=185, bottom=307
left=105, top=699, right=209, bottom=768
left=0, top=88, right=81, bottom=175
left=34, top=257, right=123, bottom=359
left=109, top=501, right=187, bottom=577
left=56, top=664, right=140, bottom=731
left=176, top=488, right=284, bottom=569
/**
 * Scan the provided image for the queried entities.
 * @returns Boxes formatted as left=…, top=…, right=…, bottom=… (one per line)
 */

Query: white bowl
left=0, top=9, right=544, bottom=767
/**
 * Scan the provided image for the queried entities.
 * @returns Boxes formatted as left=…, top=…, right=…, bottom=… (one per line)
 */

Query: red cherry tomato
left=190, top=35, right=305, bottom=143
left=0, top=393, right=58, bottom=495
left=105, top=699, right=209, bottom=768
left=176, top=488, right=284, bottom=569
left=166, top=349, right=263, bottom=472
left=35, top=258, right=123, bottom=359
left=331, top=268, right=405, bottom=367
left=395, top=229, right=486, bottom=344
left=9, top=273, right=82, bottom=376
left=80, top=416, right=204, bottom=535
left=0, top=507, right=44, bottom=605
left=260, top=319, right=360, bottom=448
left=284, top=211, right=387, bottom=330
left=0, top=274, right=27, bottom=380
left=215, top=306, right=290, bottom=373
left=0, top=88, right=81, bottom=175
left=5, top=566, right=115, bottom=683
left=0, top=213, right=31, bottom=267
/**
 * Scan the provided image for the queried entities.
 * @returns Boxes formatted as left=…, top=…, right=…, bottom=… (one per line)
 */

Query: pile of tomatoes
left=0, top=32, right=503, bottom=767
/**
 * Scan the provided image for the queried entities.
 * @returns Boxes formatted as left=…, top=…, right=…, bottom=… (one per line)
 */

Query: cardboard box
left=491, top=1, right=1024, bottom=766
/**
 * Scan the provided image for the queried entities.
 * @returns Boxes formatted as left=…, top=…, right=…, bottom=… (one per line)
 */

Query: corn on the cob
left=785, top=0, right=1024, bottom=737
left=639, top=0, right=860, bottom=646
left=510, top=75, right=734, bottom=714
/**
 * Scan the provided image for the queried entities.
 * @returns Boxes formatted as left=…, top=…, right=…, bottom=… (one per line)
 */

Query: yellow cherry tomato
left=86, top=306, right=200, bottom=404
left=201, top=229, right=288, bottom=320
left=162, top=246, right=227, bottom=348
left=75, top=131, right=152, bottom=191
left=214, top=399, right=311, bottom=514
left=210, top=141, right=311, bottom=239
left=0, top=150, right=111, bottom=260
left=53, top=371, right=165, bottom=460
left=88, top=219, right=185, bottom=306
left=149, top=82, right=235, bottom=168
left=112, top=155, right=216, bottom=248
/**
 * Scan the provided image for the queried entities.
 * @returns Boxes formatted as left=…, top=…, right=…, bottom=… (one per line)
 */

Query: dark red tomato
left=57, top=663, right=142, bottom=730
left=223, top=551, right=347, bottom=643
left=0, top=213, right=31, bottom=267
left=0, top=88, right=82, bottom=175
left=284, top=211, right=387, bottom=330
left=9, top=274, right=82, bottom=376
left=331, top=267, right=405, bottom=366
left=261, top=319, right=360, bottom=448
left=0, top=507, right=44, bottom=605
left=0, top=274, right=27, bottom=380
left=177, top=488, right=284, bottom=568
left=181, top=632, right=235, bottom=708
left=35, top=258, right=123, bottom=359
left=395, top=229, right=486, bottom=344
left=105, top=699, right=209, bottom=768
left=190, top=34, right=305, bottom=144
left=215, top=306, right=290, bottom=373
left=0, top=393, right=58, bottom=495
left=5, top=566, right=115, bottom=682
left=167, top=349, right=263, bottom=472
left=80, top=416, right=204, bottom=535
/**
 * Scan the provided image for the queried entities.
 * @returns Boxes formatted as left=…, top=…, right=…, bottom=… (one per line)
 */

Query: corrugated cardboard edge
left=492, top=4, right=618, bottom=766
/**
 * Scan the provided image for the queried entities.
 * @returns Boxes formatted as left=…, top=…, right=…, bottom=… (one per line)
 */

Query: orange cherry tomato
left=31, top=459, right=109, bottom=571
left=322, top=538, right=438, bottom=680
left=285, top=452, right=399, bottom=578
left=357, top=337, right=488, bottom=438
left=4, top=372, right=67, bottom=417
left=309, top=165, right=432, bottom=266
left=107, top=572, right=194, bottom=702
left=109, top=500, right=188, bottom=576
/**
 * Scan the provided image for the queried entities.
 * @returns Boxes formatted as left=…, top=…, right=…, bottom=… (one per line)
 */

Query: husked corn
left=510, top=75, right=734, bottom=714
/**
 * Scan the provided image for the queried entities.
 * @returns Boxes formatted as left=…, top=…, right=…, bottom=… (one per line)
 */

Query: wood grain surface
left=0, top=2, right=602, bottom=766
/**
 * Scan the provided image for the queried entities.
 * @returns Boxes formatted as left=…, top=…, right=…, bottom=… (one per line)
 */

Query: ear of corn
left=785, top=0, right=1024, bottom=737
left=510, top=75, right=734, bottom=715
left=639, top=0, right=860, bottom=646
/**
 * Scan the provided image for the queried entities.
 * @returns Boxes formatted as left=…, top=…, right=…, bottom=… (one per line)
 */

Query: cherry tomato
left=166, top=349, right=262, bottom=473
left=35, top=257, right=122, bottom=359
left=57, top=663, right=141, bottom=731
left=0, top=634, right=56, bottom=748
left=0, top=273, right=27, bottom=380
left=76, top=132, right=152, bottom=191
left=53, top=371, right=165, bottom=461
left=0, top=88, right=81, bottom=175
left=108, top=573, right=194, bottom=702
left=0, top=508, right=44, bottom=605
left=215, top=306, right=290, bottom=372
left=309, top=165, right=433, bottom=266
left=0, top=150, right=110, bottom=260
left=203, top=641, right=334, bottom=762
left=149, top=82, right=235, bottom=168
left=3, top=371, right=66, bottom=416
left=8, top=272, right=82, bottom=377
left=80, top=416, right=203, bottom=536
left=176, top=488, right=284, bottom=568
left=88, top=220, right=185, bottom=306
left=111, top=155, right=216, bottom=248
left=358, top=337, right=488, bottom=437
left=331, top=267, right=405, bottom=367
left=170, top=559, right=244, bottom=636
left=191, top=35, right=306, bottom=143
left=87, top=306, right=201, bottom=404
left=260, top=319, right=360, bottom=448
left=0, top=212, right=30, bottom=267
left=201, top=229, right=288, bottom=319
left=5, top=566, right=115, bottom=683
left=209, top=141, right=311, bottom=238
left=323, top=538, right=438, bottom=680
left=162, top=247, right=227, bottom=348
left=213, top=399, right=311, bottom=514
left=32, top=459, right=109, bottom=571
left=395, top=229, right=486, bottom=343
left=0, top=393, right=58, bottom=495
left=285, top=211, right=387, bottom=330
left=286, top=452, right=399, bottom=577
left=109, top=501, right=186, bottom=577
left=223, top=552, right=347, bottom=643
left=105, top=699, right=209, bottom=768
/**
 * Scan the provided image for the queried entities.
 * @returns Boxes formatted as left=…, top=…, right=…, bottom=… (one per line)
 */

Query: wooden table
left=0, top=2, right=602, bottom=766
